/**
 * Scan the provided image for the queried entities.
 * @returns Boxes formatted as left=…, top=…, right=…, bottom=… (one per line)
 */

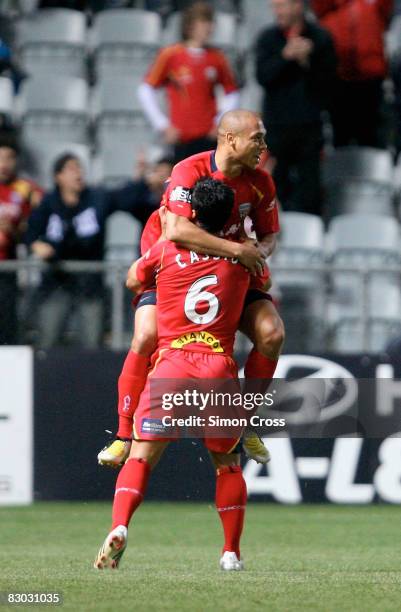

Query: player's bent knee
left=131, top=329, right=158, bottom=354
left=257, top=315, right=285, bottom=356
left=128, top=440, right=168, bottom=469
left=210, top=450, right=241, bottom=470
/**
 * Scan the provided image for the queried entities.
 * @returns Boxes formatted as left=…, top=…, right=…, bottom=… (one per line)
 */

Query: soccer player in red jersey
left=138, top=1, right=240, bottom=162
left=98, top=109, right=284, bottom=467
left=95, top=179, right=252, bottom=571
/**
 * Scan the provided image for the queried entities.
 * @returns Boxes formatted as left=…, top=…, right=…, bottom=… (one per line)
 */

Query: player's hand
left=163, top=125, right=181, bottom=145
left=237, top=240, right=266, bottom=276
left=31, top=240, right=55, bottom=260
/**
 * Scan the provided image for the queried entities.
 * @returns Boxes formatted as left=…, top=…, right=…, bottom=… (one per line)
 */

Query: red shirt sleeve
left=165, top=162, right=201, bottom=218
left=136, top=241, right=166, bottom=286
left=214, top=50, right=238, bottom=94
left=249, top=172, right=280, bottom=239
left=144, top=46, right=174, bottom=88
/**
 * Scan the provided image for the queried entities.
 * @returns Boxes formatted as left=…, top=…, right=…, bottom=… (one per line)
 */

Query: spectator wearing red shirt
left=138, top=1, right=240, bottom=163
left=311, top=0, right=393, bottom=147
left=0, top=137, right=43, bottom=344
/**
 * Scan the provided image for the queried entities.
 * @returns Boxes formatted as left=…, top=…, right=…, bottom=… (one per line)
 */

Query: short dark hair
left=191, top=178, right=234, bottom=234
left=53, top=152, right=79, bottom=176
left=0, top=134, right=20, bottom=156
left=181, top=1, right=214, bottom=41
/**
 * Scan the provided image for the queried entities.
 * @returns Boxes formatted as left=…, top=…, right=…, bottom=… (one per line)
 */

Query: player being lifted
left=98, top=109, right=285, bottom=467
left=95, top=178, right=260, bottom=571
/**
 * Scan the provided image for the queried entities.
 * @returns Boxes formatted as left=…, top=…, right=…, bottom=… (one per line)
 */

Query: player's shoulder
left=157, top=43, right=185, bottom=60
left=171, top=150, right=213, bottom=179
left=248, top=166, right=275, bottom=189
left=204, top=45, right=227, bottom=60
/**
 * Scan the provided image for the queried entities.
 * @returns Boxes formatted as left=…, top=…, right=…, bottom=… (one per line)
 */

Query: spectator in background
left=0, top=137, right=43, bottom=345
left=255, top=0, right=336, bottom=216
left=311, top=0, right=393, bottom=147
left=138, top=1, right=240, bottom=163
left=0, top=37, right=26, bottom=94
left=26, top=153, right=172, bottom=349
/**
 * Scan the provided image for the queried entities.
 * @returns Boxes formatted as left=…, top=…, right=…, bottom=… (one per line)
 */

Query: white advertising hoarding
left=0, top=347, right=33, bottom=505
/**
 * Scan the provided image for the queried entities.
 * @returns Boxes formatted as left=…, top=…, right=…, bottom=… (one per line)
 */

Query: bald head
left=214, top=109, right=267, bottom=174
left=217, top=109, right=261, bottom=141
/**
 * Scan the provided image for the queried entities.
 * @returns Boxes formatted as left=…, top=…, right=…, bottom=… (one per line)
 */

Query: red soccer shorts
left=133, top=348, right=241, bottom=453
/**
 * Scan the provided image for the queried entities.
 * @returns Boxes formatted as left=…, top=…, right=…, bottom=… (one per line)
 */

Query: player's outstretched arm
left=165, top=210, right=265, bottom=275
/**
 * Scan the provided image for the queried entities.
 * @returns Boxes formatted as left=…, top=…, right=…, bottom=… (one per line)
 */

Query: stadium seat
left=105, top=211, right=141, bottom=264
left=386, top=15, right=401, bottom=61
left=163, top=10, right=237, bottom=48
left=91, top=76, right=151, bottom=148
left=16, top=9, right=87, bottom=78
left=239, top=79, right=263, bottom=112
left=242, top=0, right=274, bottom=43
left=91, top=9, right=162, bottom=80
left=0, top=76, right=13, bottom=116
left=18, top=76, right=89, bottom=144
left=328, top=214, right=401, bottom=352
left=22, top=141, right=91, bottom=189
left=92, top=145, right=144, bottom=188
left=272, top=212, right=326, bottom=352
left=325, top=189, right=395, bottom=220
left=322, top=147, right=394, bottom=221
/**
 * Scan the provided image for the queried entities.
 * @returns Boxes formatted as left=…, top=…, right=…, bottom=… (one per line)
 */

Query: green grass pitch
left=1, top=502, right=400, bottom=611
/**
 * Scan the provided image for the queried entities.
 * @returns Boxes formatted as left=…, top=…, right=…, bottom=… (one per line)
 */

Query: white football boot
left=94, top=525, right=128, bottom=569
left=219, top=551, right=244, bottom=571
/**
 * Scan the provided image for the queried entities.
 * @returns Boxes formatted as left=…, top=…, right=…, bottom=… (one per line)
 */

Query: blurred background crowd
left=1, top=0, right=401, bottom=354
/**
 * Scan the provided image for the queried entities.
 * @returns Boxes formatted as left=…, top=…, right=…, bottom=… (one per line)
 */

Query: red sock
left=112, top=458, right=151, bottom=529
left=215, top=466, right=247, bottom=557
left=117, top=351, right=150, bottom=439
left=244, top=348, right=278, bottom=380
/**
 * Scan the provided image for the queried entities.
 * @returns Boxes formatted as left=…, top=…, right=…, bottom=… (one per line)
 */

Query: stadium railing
left=1, top=259, right=400, bottom=353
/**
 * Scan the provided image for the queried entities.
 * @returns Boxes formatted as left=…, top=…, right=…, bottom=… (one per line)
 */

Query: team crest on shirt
left=239, top=202, right=252, bottom=218
left=170, top=186, right=192, bottom=203
left=205, top=66, right=217, bottom=81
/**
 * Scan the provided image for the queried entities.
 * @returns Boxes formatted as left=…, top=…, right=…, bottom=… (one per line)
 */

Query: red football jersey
left=0, top=178, right=43, bottom=260
left=144, top=44, right=238, bottom=142
left=136, top=240, right=250, bottom=356
left=140, top=150, right=279, bottom=254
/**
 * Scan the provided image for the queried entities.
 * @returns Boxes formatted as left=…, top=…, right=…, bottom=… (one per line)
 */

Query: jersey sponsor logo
left=171, top=330, right=224, bottom=353
left=140, top=418, right=169, bottom=434
left=239, top=202, right=252, bottom=218
left=170, top=186, right=192, bottom=204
